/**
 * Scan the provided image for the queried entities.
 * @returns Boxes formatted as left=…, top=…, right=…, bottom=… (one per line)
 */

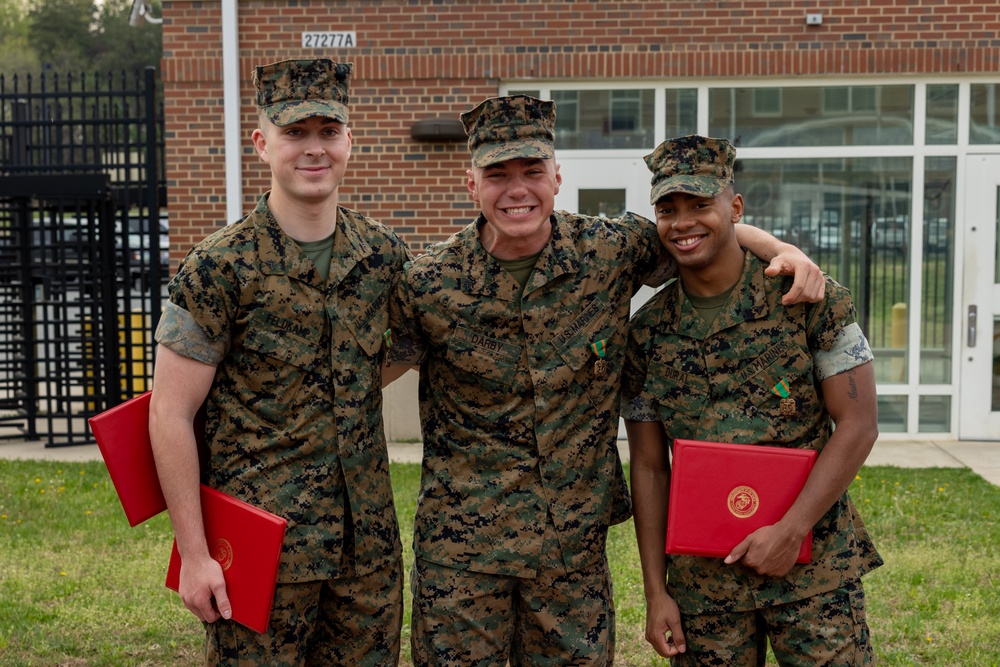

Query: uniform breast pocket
left=237, top=324, right=325, bottom=426
left=648, top=361, right=709, bottom=439
left=443, top=329, right=521, bottom=390
left=553, top=315, right=621, bottom=406
left=344, top=290, right=388, bottom=358
left=740, top=338, right=818, bottom=440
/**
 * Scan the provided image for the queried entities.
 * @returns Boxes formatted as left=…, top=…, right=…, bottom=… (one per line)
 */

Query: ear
left=730, top=192, right=745, bottom=223
left=466, top=168, right=479, bottom=203
left=553, top=162, right=562, bottom=195
left=251, top=127, right=269, bottom=163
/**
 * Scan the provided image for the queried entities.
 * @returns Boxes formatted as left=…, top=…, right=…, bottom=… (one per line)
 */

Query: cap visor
left=473, top=140, right=554, bottom=168
left=650, top=175, right=727, bottom=205
left=264, top=100, right=348, bottom=126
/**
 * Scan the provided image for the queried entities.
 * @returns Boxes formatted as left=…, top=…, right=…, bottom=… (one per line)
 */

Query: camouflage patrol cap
left=253, top=59, right=352, bottom=126
left=644, top=135, right=736, bottom=205
left=461, top=95, right=556, bottom=168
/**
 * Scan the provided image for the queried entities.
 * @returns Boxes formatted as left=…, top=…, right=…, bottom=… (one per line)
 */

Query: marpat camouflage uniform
left=393, top=209, right=661, bottom=575
left=622, top=252, right=883, bottom=663
left=390, top=207, right=663, bottom=664
left=156, top=195, right=409, bottom=663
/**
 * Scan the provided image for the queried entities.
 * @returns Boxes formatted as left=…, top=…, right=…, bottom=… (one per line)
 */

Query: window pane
left=970, top=84, right=1000, bottom=144
left=918, top=396, right=951, bottom=432
left=664, top=88, right=698, bottom=139
left=995, top=186, right=1000, bottom=284
left=578, top=189, right=625, bottom=219
left=994, top=318, right=1000, bottom=412
left=877, top=396, right=908, bottom=433
left=926, top=84, right=959, bottom=145
left=552, top=89, right=654, bottom=150
left=738, top=157, right=912, bottom=383
left=920, top=157, right=956, bottom=384
left=709, top=85, right=914, bottom=147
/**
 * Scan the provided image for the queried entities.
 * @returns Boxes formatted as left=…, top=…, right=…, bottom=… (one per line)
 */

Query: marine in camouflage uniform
left=622, top=135, right=882, bottom=666
left=388, top=98, right=822, bottom=666
left=151, top=59, right=410, bottom=666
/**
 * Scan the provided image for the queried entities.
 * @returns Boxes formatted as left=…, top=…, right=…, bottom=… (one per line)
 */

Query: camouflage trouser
left=410, top=555, right=615, bottom=667
left=673, top=578, right=873, bottom=667
left=205, top=557, right=403, bottom=667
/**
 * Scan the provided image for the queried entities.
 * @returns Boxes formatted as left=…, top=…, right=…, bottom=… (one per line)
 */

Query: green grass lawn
left=1, top=460, right=998, bottom=666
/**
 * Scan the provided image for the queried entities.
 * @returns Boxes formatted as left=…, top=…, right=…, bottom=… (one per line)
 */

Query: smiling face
left=467, top=157, right=562, bottom=260
left=252, top=113, right=353, bottom=209
left=654, top=186, right=747, bottom=295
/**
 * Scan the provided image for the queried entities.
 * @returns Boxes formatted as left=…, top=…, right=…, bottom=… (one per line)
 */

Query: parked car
left=122, top=216, right=170, bottom=287
left=815, top=221, right=842, bottom=251
left=871, top=218, right=908, bottom=254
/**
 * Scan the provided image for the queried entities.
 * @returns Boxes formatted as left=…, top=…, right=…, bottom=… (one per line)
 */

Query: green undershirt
left=496, top=250, right=543, bottom=299
left=297, top=232, right=336, bottom=281
left=685, top=282, right=737, bottom=329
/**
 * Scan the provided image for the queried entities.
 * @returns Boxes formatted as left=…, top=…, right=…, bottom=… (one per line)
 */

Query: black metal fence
left=0, top=67, right=166, bottom=445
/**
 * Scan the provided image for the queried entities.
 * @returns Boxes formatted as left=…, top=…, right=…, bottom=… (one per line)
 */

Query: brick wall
left=161, top=0, right=1000, bottom=256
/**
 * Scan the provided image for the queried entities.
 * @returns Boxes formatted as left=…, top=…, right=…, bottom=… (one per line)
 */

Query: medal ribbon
left=382, top=328, right=394, bottom=349
left=771, top=378, right=791, bottom=398
left=590, top=339, right=607, bottom=359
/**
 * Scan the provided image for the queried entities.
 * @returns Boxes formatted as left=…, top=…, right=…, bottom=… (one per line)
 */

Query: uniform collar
left=659, top=252, right=773, bottom=339
left=460, top=211, right=581, bottom=299
left=253, top=194, right=373, bottom=288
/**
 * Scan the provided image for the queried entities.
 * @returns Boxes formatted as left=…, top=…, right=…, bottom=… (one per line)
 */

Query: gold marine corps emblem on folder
left=727, top=485, right=760, bottom=519
left=212, top=538, right=234, bottom=571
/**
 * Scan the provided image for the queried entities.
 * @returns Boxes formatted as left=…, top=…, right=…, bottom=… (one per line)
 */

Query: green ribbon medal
left=771, top=378, right=791, bottom=398
left=591, top=339, right=607, bottom=378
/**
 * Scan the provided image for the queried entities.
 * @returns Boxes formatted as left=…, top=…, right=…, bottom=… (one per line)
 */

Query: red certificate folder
left=666, top=439, right=817, bottom=564
left=88, top=391, right=166, bottom=527
left=165, top=484, right=287, bottom=634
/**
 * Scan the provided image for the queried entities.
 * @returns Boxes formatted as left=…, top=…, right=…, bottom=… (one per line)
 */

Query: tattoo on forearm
left=847, top=370, right=858, bottom=400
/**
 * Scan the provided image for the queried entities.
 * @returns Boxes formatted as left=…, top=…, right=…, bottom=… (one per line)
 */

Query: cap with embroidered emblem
left=461, top=95, right=556, bottom=168
left=253, top=58, right=352, bottom=126
left=644, top=135, right=736, bottom=205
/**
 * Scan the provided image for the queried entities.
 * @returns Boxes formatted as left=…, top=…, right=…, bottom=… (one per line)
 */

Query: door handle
left=967, top=305, right=977, bottom=347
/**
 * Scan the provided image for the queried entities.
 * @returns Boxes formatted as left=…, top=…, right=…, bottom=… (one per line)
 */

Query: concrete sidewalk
left=1, top=437, right=998, bottom=486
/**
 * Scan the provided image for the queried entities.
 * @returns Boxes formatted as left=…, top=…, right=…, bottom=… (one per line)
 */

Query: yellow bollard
left=84, top=311, right=151, bottom=410
left=120, top=311, right=150, bottom=398
left=890, top=302, right=907, bottom=382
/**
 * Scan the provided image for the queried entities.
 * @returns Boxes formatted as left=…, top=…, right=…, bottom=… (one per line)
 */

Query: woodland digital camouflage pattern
left=410, top=555, right=615, bottom=665
left=674, top=580, right=874, bottom=666
left=461, top=94, right=556, bottom=167
left=253, top=58, right=352, bottom=126
left=644, top=134, right=736, bottom=204
left=621, top=252, right=882, bottom=615
left=390, top=210, right=665, bottom=578
left=205, top=564, right=402, bottom=666
left=156, top=196, right=411, bottom=586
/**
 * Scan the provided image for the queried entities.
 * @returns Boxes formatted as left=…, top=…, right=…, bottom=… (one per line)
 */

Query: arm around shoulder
left=735, top=223, right=826, bottom=304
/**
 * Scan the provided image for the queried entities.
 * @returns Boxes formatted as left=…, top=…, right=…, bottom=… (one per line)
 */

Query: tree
left=93, top=0, right=162, bottom=75
left=0, top=0, right=41, bottom=77
left=26, top=0, right=99, bottom=73
left=1, top=0, right=162, bottom=79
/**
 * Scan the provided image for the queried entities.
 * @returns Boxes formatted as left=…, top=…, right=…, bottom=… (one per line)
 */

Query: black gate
left=0, top=67, right=166, bottom=445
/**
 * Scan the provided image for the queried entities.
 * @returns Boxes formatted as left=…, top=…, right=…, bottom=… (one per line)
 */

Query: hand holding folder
left=89, top=392, right=287, bottom=633
left=165, top=485, right=287, bottom=634
left=666, top=439, right=817, bottom=564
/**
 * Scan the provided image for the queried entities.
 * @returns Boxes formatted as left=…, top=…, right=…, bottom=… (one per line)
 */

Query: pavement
left=1, top=437, right=998, bottom=486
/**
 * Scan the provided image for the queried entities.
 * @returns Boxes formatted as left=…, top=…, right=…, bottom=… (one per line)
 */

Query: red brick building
left=160, top=0, right=1000, bottom=439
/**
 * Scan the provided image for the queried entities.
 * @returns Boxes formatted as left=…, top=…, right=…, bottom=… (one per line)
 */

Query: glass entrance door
left=554, top=156, right=658, bottom=310
left=959, top=154, right=1000, bottom=440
